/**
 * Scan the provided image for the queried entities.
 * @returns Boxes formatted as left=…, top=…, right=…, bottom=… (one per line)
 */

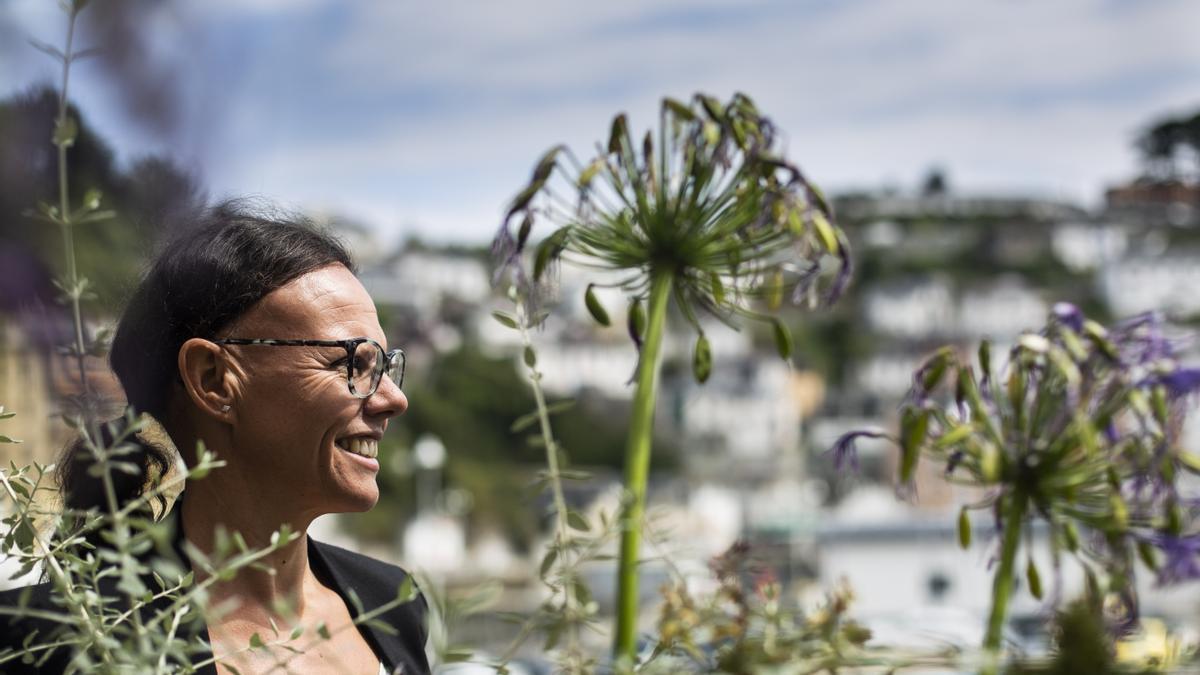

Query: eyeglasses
left=211, top=337, right=405, bottom=398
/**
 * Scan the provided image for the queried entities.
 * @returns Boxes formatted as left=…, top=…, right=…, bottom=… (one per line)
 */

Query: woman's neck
left=180, top=477, right=319, bottom=619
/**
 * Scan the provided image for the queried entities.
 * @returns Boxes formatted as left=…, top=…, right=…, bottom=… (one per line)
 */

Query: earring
left=220, top=404, right=231, bottom=412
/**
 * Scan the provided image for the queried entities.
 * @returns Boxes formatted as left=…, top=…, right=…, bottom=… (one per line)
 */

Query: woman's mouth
left=336, top=437, right=379, bottom=459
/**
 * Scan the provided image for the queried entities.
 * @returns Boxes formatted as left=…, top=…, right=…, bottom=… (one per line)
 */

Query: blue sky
left=2, top=0, right=1198, bottom=245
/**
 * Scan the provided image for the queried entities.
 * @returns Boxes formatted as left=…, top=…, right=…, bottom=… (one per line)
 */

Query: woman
left=0, top=201, right=429, bottom=674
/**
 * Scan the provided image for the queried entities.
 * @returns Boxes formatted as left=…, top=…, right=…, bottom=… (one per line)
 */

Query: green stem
left=983, top=490, right=1027, bottom=663
left=515, top=299, right=580, bottom=659
left=613, top=268, right=673, bottom=664
left=55, top=8, right=91, bottom=406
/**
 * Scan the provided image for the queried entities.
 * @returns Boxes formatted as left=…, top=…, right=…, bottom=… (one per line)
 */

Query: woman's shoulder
left=308, top=538, right=427, bottom=620
left=308, top=539, right=430, bottom=675
left=310, top=539, right=420, bottom=592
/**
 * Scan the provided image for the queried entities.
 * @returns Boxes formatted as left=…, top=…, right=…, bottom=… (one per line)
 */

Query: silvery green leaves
left=831, top=304, right=1200, bottom=654
left=497, top=293, right=608, bottom=672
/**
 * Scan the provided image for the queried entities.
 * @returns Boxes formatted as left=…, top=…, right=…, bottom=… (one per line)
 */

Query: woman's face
left=217, top=264, right=407, bottom=516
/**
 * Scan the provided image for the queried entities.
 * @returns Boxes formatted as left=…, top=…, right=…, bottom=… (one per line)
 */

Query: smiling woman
left=0, top=200, right=429, bottom=675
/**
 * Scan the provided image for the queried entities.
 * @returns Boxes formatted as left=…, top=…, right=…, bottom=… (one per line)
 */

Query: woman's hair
left=56, top=199, right=355, bottom=515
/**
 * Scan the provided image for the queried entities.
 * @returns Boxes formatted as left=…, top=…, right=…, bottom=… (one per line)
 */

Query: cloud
left=5, top=0, right=1199, bottom=243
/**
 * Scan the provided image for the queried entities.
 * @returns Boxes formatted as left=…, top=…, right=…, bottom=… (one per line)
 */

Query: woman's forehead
left=236, top=265, right=379, bottom=337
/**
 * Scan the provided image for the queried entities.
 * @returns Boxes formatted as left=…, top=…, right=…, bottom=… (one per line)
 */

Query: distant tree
left=921, top=167, right=949, bottom=196
left=0, top=85, right=205, bottom=310
left=1137, top=110, right=1200, bottom=182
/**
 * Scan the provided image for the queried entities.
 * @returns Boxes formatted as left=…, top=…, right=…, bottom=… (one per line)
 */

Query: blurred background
left=3, top=0, right=1200, bottom=666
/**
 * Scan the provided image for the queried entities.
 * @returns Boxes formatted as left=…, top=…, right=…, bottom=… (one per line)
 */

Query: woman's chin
left=337, top=484, right=380, bottom=513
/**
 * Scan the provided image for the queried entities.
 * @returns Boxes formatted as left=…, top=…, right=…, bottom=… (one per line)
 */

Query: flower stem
left=983, top=490, right=1027, bottom=667
left=515, top=299, right=581, bottom=661
left=613, top=268, right=673, bottom=664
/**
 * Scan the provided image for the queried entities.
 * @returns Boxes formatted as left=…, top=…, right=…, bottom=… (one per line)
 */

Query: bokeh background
left=3, top=0, right=1200, bottom=665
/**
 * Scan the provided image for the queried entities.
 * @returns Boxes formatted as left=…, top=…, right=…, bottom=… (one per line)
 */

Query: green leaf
left=1026, top=558, right=1043, bottom=600
left=316, top=621, right=331, bottom=640
left=52, top=115, right=78, bottom=148
left=510, top=399, right=574, bottom=433
left=980, top=442, right=1001, bottom=482
left=567, top=511, right=589, bottom=532
left=531, top=145, right=563, bottom=182
left=522, top=346, right=537, bottom=368
left=81, top=188, right=101, bottom=211
left=957, top=508, right=971, bottom=550
left=628, top=298, right=646, bottom=344
left=1062, top=522, right=1079, bottom=552
left=692, top=333, right=712, bottom=384
left=765, top=268, right=784, bottom=311
left=584, top=284, right=611, bottom=327
left=506, top=183, right=542, bottom=219
left=539, top=547, right=558, bottom=578
left=397, top=574, right=416, bottom=602
left=491, top=311, right=519, bottom=329
left=1109, top=494, right=1128, bottom=531
left=771, top=318, right=792, bottom=361
left=608, top=113, right=628, bottom=154
left=1137, top=540, right=1158, bottom=573
left=978, top=339, right=992, bottom=377
left=710, top=273, right=726, bottom=306
left=811, top=211, right=839, bottom=254
left=577, top=158, right=604, bottom=188
left=0, top=435, right=20, bottom=444
left=249, top=632, right=265, bottom=649
left=516, top=213, right=534, bottom=249
left=921, top=347, right=954, bottom=392
left=898, top=408, right=928, bottom=483
left=532, top=227, right=569, bottom=282
left=698, top=94, right=724, bottom=123
left=662, top=97, right=695, bottom=122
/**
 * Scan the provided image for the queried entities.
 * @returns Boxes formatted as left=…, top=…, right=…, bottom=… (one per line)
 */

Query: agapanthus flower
left=830, top=303, right=1200, bottom=657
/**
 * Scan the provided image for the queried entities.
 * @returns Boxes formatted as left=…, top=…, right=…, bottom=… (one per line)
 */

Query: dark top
left=0, top=508, right=430, bottom=674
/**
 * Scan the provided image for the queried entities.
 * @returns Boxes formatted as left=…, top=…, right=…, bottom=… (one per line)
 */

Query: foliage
left=834, top=303, right=1200, bottom=670
left=348, top=346, right=678, bottom=547
left=0, top=3, right=415, bottom=672
left=489, top=288, right=957, bottom=675
left=1137, top=110, right=1200, bottom=182
left=494, top=91, right=851, bottom=663
left=0, top=87, right=204, bottom=311
left=486, top=290, right=617, bottom=673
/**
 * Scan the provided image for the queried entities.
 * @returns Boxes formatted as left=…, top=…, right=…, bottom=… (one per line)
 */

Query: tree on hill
left=1138, top=110, right=1200, bottom=183
left=0, top=85, right=205, bottom=313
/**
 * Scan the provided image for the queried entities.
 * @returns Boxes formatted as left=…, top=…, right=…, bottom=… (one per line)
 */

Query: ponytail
left=56, top=415, right=174, bottom=520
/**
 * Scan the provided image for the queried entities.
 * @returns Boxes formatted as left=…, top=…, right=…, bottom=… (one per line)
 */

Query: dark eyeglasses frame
left=211, top=337, right=405, bottom=398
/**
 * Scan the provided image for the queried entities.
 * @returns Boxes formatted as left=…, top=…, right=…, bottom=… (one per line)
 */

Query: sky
left=2, top=0, right=1199, bottom=247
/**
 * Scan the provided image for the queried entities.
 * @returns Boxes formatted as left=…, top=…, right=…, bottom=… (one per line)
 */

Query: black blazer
left=0, top=514, right=430, bottom=674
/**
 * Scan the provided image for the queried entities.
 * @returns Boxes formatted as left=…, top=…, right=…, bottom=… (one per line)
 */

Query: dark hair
left=57, top=199, right=355, bottom=515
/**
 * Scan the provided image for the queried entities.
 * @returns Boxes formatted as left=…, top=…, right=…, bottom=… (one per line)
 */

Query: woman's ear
left=178, top=338, right=237, bottom=421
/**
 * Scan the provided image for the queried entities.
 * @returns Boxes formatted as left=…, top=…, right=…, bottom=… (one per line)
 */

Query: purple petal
left=1052, top=302, right=1084, bottom=332
left=1159, top=367, right=1200, bottom=400
left=827, top=430, right=887, bottom=472
left=822, top=232, right=853, bottom=307
left=789, top=262, right=821, bottom=304
left=1148, top=532, right=1200, bottom=586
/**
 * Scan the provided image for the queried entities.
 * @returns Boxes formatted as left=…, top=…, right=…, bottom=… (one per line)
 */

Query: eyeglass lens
left=349, top=341, right=404, bottom=396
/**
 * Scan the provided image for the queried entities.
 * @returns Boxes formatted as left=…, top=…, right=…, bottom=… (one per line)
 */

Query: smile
left=336, top=437, right=379, bottom=459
